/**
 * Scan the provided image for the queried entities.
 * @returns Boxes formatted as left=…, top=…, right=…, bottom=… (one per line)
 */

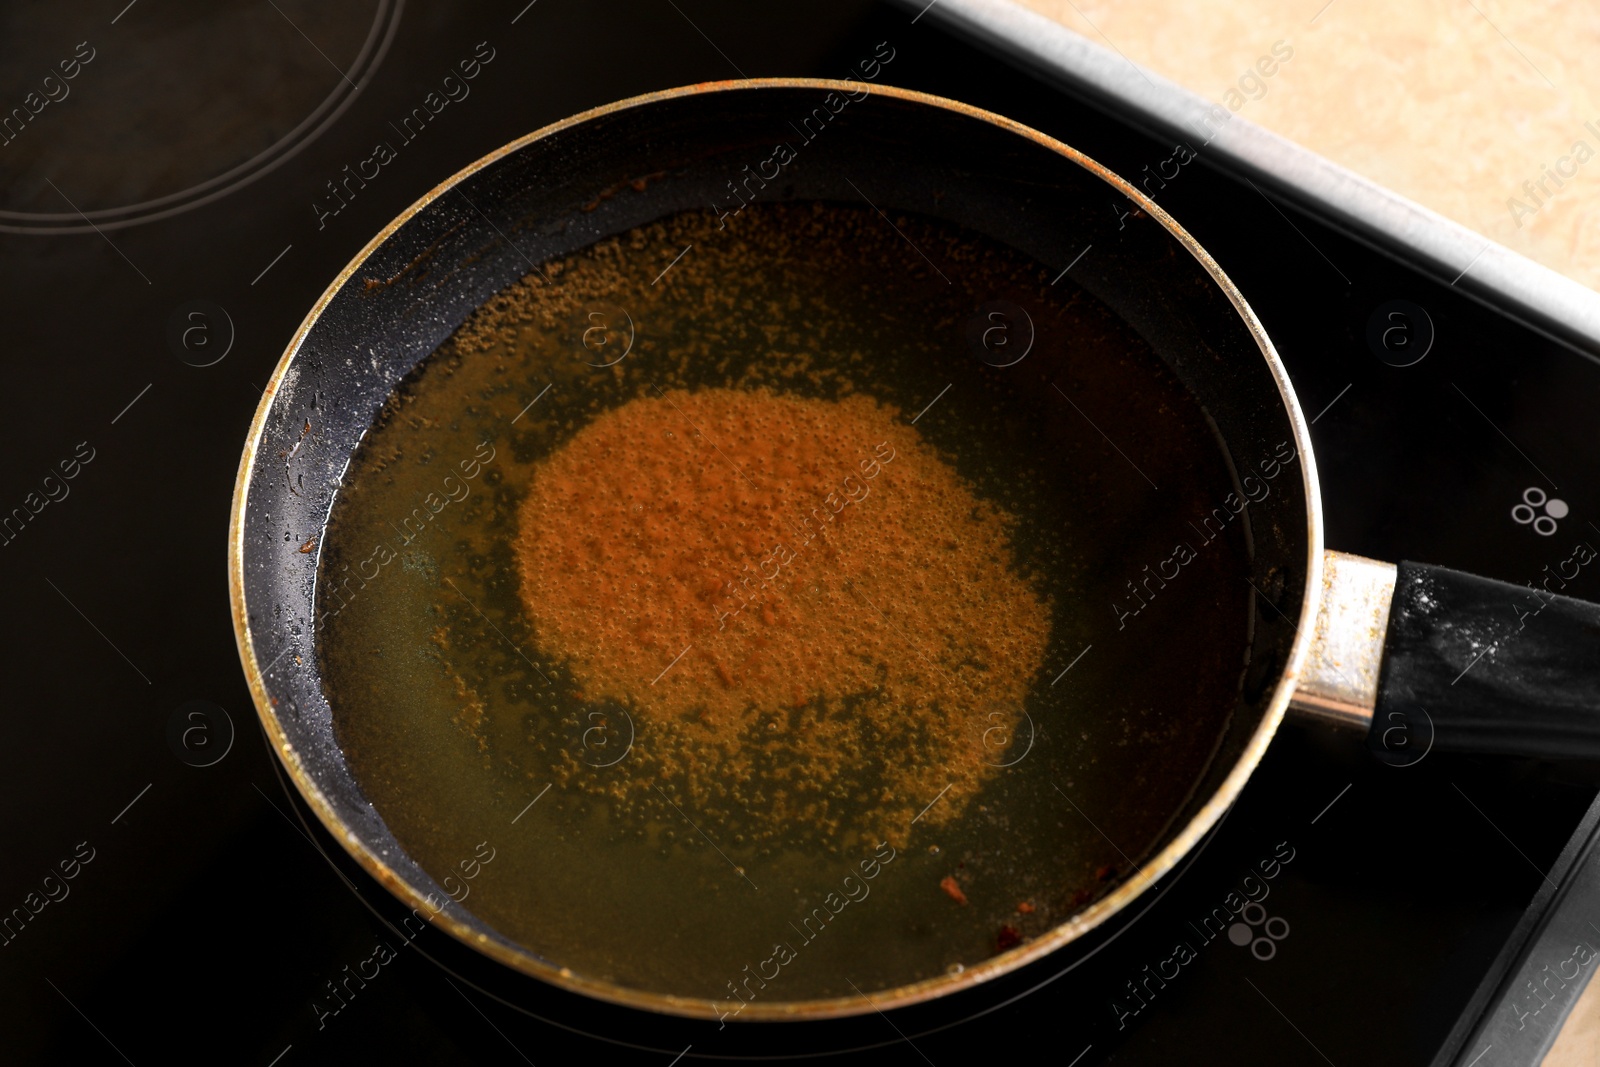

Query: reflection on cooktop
left=0, top=0, right=401, bottom=232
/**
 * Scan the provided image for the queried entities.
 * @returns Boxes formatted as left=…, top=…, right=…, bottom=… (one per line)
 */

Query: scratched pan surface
left=228, top=80, right=1319, bottom=1020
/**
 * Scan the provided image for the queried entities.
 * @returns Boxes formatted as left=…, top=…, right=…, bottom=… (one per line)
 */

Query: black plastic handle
left=1372, top=560, right=1600, bottom=761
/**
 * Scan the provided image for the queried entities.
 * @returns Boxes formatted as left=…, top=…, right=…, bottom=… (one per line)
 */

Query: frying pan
left=228, top=79, right=1600, bottom=1020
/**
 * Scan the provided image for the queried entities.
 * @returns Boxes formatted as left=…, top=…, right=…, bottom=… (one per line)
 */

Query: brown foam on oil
left=516, top=385, right=1051, bottom=843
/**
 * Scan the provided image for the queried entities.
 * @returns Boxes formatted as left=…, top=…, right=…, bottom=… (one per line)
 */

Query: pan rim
left=227, top=76, right=1325, bottom=1023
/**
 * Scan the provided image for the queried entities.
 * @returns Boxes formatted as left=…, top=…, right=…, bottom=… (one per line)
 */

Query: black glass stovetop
left=4, top=3, right=1599, bottom=1065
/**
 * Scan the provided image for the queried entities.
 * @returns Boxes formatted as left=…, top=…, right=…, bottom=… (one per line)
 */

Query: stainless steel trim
left=1447, top=797, right=1600, bottom=1065
left=1290, top=550, right=1394, bottom=729
left=906, top=0, right=1600, bottom=357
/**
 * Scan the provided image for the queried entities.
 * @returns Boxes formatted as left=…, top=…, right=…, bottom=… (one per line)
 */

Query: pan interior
left=316, top=198, right=1258, bottom=1004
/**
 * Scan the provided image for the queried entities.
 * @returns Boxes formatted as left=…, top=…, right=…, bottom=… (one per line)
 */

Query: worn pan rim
left=227, top=77, right=1325, bottom=1022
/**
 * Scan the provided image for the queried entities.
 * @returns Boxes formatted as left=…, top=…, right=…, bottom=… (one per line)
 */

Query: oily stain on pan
left=317, top=202, right=1251, bottom=999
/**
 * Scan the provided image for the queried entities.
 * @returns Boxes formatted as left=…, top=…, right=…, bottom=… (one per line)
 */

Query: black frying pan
left=229, top=79, right=1600, bottom=1020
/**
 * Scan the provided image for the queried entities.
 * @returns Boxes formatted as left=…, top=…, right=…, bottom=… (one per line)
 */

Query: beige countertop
left=1015, top=0, right=1600, bottom=293
left=1010, top=1, right=1599, bottom=1062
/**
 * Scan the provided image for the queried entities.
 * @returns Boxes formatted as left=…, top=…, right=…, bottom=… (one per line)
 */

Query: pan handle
left=1289, top=550, right=1600, bottom=761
